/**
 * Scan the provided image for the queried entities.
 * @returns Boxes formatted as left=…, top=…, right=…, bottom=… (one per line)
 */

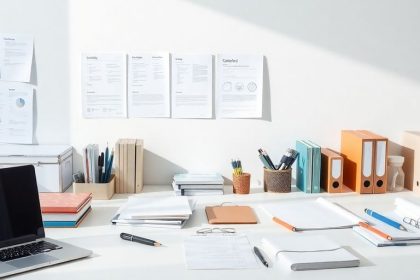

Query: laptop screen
left=0, top=165, right=45, bottom=248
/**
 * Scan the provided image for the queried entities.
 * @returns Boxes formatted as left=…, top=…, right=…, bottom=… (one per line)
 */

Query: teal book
left=296, top=140, right=312, bottom=193
left=306, top=140, right=321, bottom=193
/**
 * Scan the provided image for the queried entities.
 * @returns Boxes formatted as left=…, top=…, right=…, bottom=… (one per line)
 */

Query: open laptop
left=0, top=165, right=92, bottom=278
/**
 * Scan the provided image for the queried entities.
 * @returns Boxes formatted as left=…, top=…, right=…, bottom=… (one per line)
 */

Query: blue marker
left=365, top=208, right=407, bottom=231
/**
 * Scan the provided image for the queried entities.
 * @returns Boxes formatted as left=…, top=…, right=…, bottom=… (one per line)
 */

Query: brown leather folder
left=341, top=130, right=374, bottom=194
left=205, top=206, right=258, bottom=224
left=357, top=130, right=388, bottom=194
left=321, top=148, right=343, bottom=193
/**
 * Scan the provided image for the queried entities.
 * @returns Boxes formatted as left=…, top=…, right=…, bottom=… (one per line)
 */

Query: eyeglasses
left=403, top=216, right=420, bottom=229
left=196, top=227, right=236, bottom=234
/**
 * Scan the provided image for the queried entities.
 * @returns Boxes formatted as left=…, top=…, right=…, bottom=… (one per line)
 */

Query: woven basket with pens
left=263, top=168, right=292, bottom=193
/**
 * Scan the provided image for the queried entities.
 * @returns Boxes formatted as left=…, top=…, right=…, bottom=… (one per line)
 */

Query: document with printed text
left=171, top=54, right=212, bottom=118
left=0, top=82, right=34, bottom=144
left=216, top=54, right=263, bottom=118
left=81, top=53, right=126, bottom=118
left=128, top=53, right=170, bottom=118
left=0, top=34, right=33, bottom=82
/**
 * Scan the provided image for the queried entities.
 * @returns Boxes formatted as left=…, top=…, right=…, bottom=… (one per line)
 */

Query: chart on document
left=0, top=82, right=34, bottom=144
left=216, top=54, right=263, bottom=118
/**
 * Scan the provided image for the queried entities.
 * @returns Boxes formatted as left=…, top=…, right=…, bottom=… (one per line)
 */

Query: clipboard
left=205, top=205, right=258, bottom=224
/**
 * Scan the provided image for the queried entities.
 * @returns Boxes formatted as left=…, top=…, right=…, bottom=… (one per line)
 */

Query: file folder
left=358, top=130, right=388, bottom=194
left=341, top=130, right=374, bottom=194
left=306, top=140, right=321, bottom=193
left=321, top=148, right=343, bottom=193
left=296, top=140, right=312, bottom=193
left=401, top=131, right=420, bottom=192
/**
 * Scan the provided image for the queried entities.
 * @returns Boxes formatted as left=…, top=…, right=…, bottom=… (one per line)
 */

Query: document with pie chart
left=216, top=54, right=263, bottom=118
left=0, top=82, right=34, bottom=144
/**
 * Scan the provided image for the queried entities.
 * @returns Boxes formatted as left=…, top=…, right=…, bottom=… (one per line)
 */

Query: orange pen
left=359, top=222, right=392, bottom=240
left=273, top=217, right=296, bottom=232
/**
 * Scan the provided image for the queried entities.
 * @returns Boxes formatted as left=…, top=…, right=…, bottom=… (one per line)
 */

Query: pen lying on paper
left=254, top=246, right=269, bottom=267
left=364, top=209, right=407, bottom=231
left=120, top=232, right=163, bottom=247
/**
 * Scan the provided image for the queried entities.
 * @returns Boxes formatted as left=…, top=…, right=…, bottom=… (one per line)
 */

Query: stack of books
left=112, top=196, right=192, bottom=229
left=39, top=193, right=92, bottom=228
left=115, top=139, right=144, bottom=194
left=172, top=173, right=224, bottom=196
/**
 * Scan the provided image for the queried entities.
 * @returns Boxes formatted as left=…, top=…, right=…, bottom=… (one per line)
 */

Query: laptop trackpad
left=8, top=254, right=59, bottom=269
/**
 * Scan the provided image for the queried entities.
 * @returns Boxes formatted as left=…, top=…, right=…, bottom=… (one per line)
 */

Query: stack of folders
left=341, top=130, right=388, bottom=194
left=353, top=198, right=420, bottom=246
left=39, top=193, right=92, bottom=228
left=262, top=235, right=360, bottom=271
left=82, top=144, right=99, bottom=183
left=296, top=140, right=321, bottom=193
left=172, top=173, right=224, bottom=196
left=115, top=139, right=144, bottom=194
left=111, top=196, right=192, bottom=228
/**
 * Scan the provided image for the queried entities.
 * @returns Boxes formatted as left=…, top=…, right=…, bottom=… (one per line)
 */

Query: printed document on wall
left=81, top=53, right=126, bottom=118
left=0, top=34, right=33, bottom=82
left=171, top=54, right=212, bottom=118
left=216, top=54, right=263, bottom=118
left=128, top=53, right=170, bottom=118
left=0, top=82, right=34, bottom=144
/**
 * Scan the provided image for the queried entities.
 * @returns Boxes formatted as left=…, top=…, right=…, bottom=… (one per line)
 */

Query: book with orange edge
left=39, top=192, right=92, bottom=213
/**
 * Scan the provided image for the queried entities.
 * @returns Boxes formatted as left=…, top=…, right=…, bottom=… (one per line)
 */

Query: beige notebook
left=205, top=206, right=257, bottom=224
left=135, top=139, right=144, bottom=193
left=127, top=139, right=136, bottom=194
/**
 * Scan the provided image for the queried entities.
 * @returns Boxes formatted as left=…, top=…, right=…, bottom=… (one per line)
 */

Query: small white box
left=0, top=144, right=73, bottom=192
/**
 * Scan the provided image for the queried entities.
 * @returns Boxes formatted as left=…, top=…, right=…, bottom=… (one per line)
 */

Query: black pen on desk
left=254, top=246, right=269, bottom=267
left=120, top=232, right=163, bottom=247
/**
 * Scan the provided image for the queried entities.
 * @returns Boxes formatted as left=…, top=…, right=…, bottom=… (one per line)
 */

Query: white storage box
left=0, top=144, right=73, bottom=192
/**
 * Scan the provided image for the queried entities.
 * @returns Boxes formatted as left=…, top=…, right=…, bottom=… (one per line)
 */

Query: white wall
left=0, top=0, right=70, bottom=144
left=3, top=0, right=420, bottom=186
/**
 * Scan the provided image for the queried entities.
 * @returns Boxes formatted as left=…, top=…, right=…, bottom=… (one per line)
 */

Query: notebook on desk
left=205, top=205, right=257, bottom=224
left=262, top=235, right=360, bottom=271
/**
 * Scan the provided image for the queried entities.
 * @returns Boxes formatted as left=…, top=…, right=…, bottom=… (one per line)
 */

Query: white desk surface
left=10, top=186, right=420, bottom=280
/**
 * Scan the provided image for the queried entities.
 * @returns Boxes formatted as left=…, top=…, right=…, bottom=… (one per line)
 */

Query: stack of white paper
left=262, top=235, right=360, bottom=271
left=172, top=173, right=224, bottom=196
left=112, top=196, right=192, bottom=228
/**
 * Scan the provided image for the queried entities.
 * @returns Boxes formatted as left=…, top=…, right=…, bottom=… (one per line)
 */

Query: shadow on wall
left=143, top=149, right=188, bottom=185
left=186, top=0, right=420, bottom=82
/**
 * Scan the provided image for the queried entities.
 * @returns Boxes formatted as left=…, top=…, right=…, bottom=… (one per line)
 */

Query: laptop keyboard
left=0, top=241, right=62, bottom=262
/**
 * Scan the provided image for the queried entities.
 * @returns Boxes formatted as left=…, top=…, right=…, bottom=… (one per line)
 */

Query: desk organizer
left=233, top=173, right=251, bottom=194
left=264, top=168, right=292, bottom=193
left=73, top=175, right=115, bottom=200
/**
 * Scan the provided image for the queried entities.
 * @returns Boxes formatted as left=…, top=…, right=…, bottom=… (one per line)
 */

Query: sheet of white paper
left=171, top=54, right=212, bottom=118
left=81, top=53, right=126, bottom=118
left=0, top=82, right=34, bottom=144
left=128, top=53, right=170, bottom=118
left=262, top=199, right=363, bottom=230
left=0, top=34, right=33, bottom=82
left=216, top=54, right=263, bottom=118
left=184, top=234, right=258, bottom=270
